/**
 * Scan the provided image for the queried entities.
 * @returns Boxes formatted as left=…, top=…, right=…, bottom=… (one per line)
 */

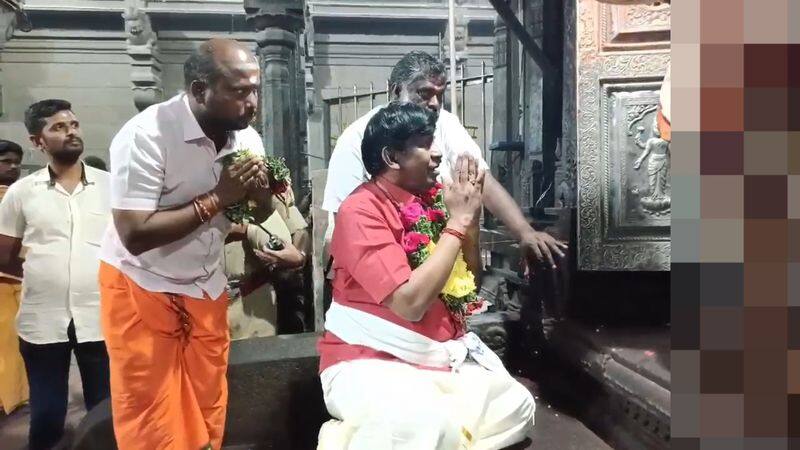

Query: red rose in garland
left=399, top=183, right=485, bottom=329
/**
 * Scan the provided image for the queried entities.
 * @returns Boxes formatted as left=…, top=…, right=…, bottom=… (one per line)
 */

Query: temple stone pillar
left=488, top=9, right=522, bottom=228
left=0, top=0, right=29, bottom=49
left=522, top=0, right=562, bottom=217
left=0, top=0, right=30, bottom=119
left=123, top=1, right=163, bottom=112
left=244, top=0, right=307, bottom=197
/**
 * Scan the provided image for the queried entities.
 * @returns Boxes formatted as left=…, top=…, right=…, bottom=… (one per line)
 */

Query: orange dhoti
left=99, top=262, right=230, bottom=450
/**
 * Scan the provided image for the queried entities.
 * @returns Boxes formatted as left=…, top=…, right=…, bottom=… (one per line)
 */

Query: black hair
left=0, top=140, right=23, bottom=158
left=24, top=99, right=73, bottom=135
left=388, top=51, right=447, bottom=92
left=361, top=102, right=437, bottom=177
left=183, top=44, right=222, bottom=90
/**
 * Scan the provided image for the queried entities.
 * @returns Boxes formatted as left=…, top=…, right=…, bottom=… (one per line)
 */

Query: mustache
left=66, top=137, right=84, bottom=146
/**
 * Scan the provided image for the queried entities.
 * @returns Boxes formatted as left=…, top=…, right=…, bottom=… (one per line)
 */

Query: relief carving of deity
left=632, top=117, right=670, bottom=214
left=626, top=64, right=671, bottom=218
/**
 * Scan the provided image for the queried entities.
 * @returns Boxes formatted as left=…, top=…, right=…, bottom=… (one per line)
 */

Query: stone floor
left=519, top=377, right=611, bottom=450
left=0, top=356, right=87, bottom=450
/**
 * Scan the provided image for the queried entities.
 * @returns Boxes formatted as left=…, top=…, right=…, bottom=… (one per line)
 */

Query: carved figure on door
left=633, top=117, right=670, bottom=214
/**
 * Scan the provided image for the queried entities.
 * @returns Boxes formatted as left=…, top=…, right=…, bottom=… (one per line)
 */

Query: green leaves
left=409, top=246, right=430, bottom=267
left=222, top=147, right=254, bottom=167
left=265, top=155, right=290, bottom=184
left=224, top=200, right=256, bottom=225
left=221, top=148, right=291, bottom=225
left=223, top=148, right=257, bottom=224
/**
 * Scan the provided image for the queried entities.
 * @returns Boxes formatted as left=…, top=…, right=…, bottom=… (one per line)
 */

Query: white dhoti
left=318, top=303, right=535, bottom=450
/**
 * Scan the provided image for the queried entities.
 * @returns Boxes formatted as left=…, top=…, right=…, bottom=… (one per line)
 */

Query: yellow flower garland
left=425, top=241, right=477, bottom=300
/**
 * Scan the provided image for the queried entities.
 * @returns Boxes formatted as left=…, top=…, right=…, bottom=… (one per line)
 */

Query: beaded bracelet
left=442, top=227, right=466, bottom=241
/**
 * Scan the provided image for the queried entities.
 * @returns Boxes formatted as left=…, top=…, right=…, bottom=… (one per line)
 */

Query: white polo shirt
left=100, top=93, right=265, bottom=300
left=0, top=165, right=111, bottom=344
left=321, top=106, right=489, bottom=213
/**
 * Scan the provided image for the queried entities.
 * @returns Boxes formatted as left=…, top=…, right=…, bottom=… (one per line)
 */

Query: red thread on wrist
left=442, top=227, right=466, bottom=241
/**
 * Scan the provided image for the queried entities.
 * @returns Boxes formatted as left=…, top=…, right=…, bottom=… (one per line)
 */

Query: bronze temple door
left=576, top=0, right=671, bottom=271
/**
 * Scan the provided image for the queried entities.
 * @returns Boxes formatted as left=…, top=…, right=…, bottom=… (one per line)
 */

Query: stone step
left=546, top=321, right=671, bottom=450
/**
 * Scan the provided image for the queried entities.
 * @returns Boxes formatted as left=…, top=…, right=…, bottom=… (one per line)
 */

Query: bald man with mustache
left=99, top=38, right=272, bottom=450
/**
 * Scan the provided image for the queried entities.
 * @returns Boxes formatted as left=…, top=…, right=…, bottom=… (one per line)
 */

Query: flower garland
left=399, top=182, right=486, bottom=329
left=222, top=148, right=291, bottom=250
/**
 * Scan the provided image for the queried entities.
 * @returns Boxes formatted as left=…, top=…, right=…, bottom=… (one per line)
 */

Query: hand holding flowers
left=222, top=148, right=291, bottom=250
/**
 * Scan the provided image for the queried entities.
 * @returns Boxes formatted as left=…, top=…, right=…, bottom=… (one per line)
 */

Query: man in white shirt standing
left=99, top=38, right=272, bottom=450
left=0, top=99, right=111, bottom=450
left=323, top=51, right=567, bottom=269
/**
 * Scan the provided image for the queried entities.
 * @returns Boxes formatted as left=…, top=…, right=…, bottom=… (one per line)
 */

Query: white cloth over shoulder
left=322, top=106, right=488, bottom=214
left=325, top=301, right=507, bottom=375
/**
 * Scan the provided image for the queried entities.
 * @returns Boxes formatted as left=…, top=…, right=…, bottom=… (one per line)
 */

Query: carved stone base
left=547, top=321, right=670, bottom=450
left=467, top=310, right=522, bottom=364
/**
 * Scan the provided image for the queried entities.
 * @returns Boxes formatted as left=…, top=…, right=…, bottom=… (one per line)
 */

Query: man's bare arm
left=0, top=234, right=23, bottom=278
left=482, top=174, right=567, bottom=268
left=482, top=175, right=531, bottom=239
left=116, top=157, right=262, bottom=256
left=462, top=227, right=482, bottom=285
left=113, top=206, right=205, bottom=256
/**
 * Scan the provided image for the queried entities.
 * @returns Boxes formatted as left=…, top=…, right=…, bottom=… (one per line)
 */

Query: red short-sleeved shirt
left=317, top=181, right=461, bottom=373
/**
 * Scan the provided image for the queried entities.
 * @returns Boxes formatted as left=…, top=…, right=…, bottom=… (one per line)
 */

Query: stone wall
left=0, top=0, right=496, bottom=172
left=0, top=30, right=135, bottom=166
left=0, top=0, right=258, bottom=167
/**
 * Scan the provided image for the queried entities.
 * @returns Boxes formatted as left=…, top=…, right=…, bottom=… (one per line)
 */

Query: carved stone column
left=556, top=0, right=578, bottom=209
left=488, top=13, right=517, bottom=227
left=0, top=0, right=30, bottom=118
left=244, top=0, right=306, bottom=197
left=522, top=0, right=562, bottom=217
left=123, top=1, right=163, bottom=111
left=0, top=0, right=30, bottom=49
